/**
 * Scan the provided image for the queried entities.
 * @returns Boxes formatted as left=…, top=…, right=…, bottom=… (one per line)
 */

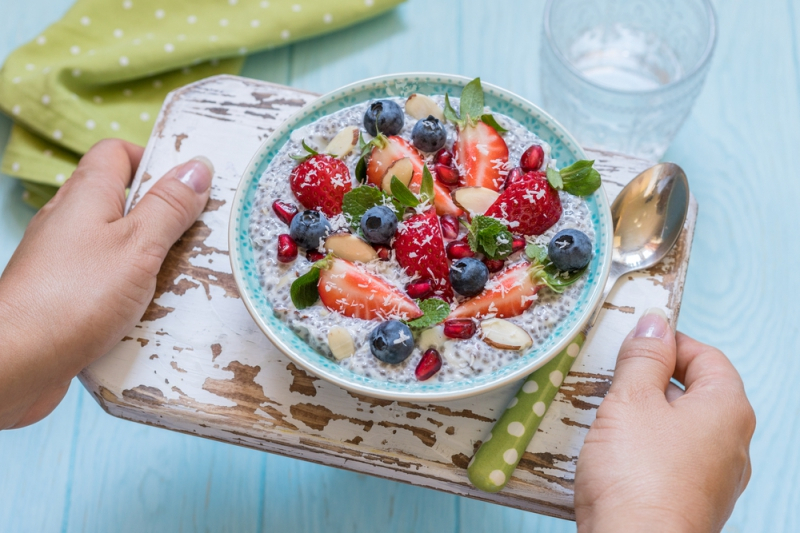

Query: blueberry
left=548, top=229, right=592, bottom=271
left=369, top=320, right=415, bottom=364
left=363, top=100, right=404, bottom=137
left=360, top=205, right=397, bottom=245
left=289, top=210, right=332, bottom=250
left=411, top=115, right=446, bottom=153
left=449, top=257, right=489, bottom=297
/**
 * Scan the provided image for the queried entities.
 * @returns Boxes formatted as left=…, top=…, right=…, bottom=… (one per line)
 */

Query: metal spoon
left=467, top=162, right=690, bottom=493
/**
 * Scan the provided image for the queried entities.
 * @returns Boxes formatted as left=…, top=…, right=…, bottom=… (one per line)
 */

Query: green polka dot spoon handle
left=467, top=162, right=690, bottom=493
left=467, top=333, right=585, bottom=492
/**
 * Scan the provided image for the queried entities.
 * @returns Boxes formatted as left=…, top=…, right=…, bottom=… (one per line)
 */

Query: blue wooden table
left=1, top=0, right=797, bottom=531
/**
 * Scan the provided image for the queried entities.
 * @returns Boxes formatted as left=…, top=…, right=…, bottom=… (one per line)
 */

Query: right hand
left=574, top=309, right=756, bottom=533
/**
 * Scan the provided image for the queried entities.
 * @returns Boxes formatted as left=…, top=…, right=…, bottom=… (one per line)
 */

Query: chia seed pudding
left=249, top=83, right=597, bottom=385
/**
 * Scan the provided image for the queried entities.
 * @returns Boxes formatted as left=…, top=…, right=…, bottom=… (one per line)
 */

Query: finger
left=674, top=332, right=743, bottom=392
left=666, top=381, right=684, bottom=403
left=609, top=308, right=677, bottom=396
left=125, top=157, right=214, bottom=262
left=64, top=139, right=145, bottom=220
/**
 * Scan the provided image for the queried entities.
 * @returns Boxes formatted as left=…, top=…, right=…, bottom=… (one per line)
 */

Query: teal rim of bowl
left=229, top=72, right=613, bottom=402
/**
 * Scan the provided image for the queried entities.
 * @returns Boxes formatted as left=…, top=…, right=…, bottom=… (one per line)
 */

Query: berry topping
left=318, top=258, right=423, bottom=321
left=454, top=120, right=509, bottom=191
left=394, top=209, right=454, bottom=301
left=483, top=258, right=505, bottom=273
left=415, top=348, right=442, bottom=381
left=548, top=229, right=592, bottom=271
left=374, top=244, right=391, bottom=261
left=272, top=200, right=298, bottom=226
left=446, top=241, right=475, bottom=260
left=443, top=318, right=477, bottom=339
left=277, top=234, right=298, bottom=263
left=435, top=148, right=453, bottom=167
left=484, top=173, right=562, bottom=236
left=449, top=257, right=489, bottom=297
left=307, top=250, right=326, bottom=262
left=289, top=210, right=332, bottom=250
left=289, top=153, right=352, bottom=217
left=412, top=115, right=447, bottom=153
left=511, top=236, right=526, bottom=253
left=369, top=320, right=415, bottom=364
left=449, top=262, right=538, bottom=319
left=439, top=214, right=460, bottom=240
left=363, top=99, right=404, bottom=137
left=360, top=205, right=398, bottom=245
left=519, top=144, right=545, bottom=172
left=505, top=167, right=526, bottom=189
left=406, top=279, right=434, bottom=300
left=434, top=163, right=460, bottom=185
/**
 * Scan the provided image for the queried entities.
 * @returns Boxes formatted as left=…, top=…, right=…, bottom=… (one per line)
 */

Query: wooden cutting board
left=79, top=75, right=697, bottom=521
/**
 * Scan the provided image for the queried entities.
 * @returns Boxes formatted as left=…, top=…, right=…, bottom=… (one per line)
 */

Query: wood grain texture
left=1, top=0, right=798, bottom=531
left=75, top=74, right=696, bottom=522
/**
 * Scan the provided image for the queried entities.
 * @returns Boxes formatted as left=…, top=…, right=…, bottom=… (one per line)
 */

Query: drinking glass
left=541, top=0, right=717, bottom=160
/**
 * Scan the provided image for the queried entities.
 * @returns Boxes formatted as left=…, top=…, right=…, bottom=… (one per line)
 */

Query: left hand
left=0, top=139, right=214, bottom=429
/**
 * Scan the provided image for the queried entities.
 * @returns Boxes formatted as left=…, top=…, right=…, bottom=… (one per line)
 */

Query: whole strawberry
left=394, top=208, right=454, bottom=301
left=290, top=142, right=352, bottom=217
left=484, top=173, right=562, bottom=236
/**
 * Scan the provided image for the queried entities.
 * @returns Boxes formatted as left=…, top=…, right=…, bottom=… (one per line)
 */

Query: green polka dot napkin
left=0, top=0, right=404, bottom=207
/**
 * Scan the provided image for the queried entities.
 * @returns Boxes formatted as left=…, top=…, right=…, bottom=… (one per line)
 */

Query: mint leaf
left=290, top=139, right=319, bottom=162
left=537, top=265, right=587, bottom=294
left=443, top=93, right=460, bottom=124
left=420, top=165, right=435, bottom=204
left=480, top=114, right=508, bottom=133
left=459, top=77, right=485, bottom=122
left=525, top=243, right=548, bottom=264
left=342, top=186, right=396, bottom=230
left=355, top=155, right=367, bottom=184
left=290, top=257, right=329, bottom=309
left=467, top=215, right=514, bottom=260
left=546, top=167, right=563, bottom=189
left=559, top=160, right=601, bottom=196
left=391, top=176, right=420, bottom=208
left=406, top=298, right=450, bottom=330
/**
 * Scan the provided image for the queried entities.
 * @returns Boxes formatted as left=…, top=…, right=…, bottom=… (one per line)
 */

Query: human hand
left=574, top=309, right=755, bottom=533
left=0, top=139, right=214, bottom=430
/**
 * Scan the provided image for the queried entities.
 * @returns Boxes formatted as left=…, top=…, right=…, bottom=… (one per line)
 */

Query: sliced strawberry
left=290, top=154, right=352, bottom=217
left=318, top=258, right=422, bottom=321
left=454, top=121, right=509, bottom=191
left=367, top=135, right=461, bottom=216
left=448, top=262, right=540, bottom=319
left=394, top=209, right=454, bottom=301
left=484, top=173, right=562, bottom=236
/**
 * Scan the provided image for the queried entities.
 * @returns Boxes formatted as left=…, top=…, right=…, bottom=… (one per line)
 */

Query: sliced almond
left=451, top=187, right=501, bottom=217
left=380, top=157, right=414, bottom=193
left=418, top=325, right=446, bottom=350
left=324, top=126, right=360, bottom=159
left=480, top=318, right=533, bottom=351
left=324, top=233, right=378, bottom=263
left=405, top=93, right=445, bottom=122
left=328, top=326, right=355, bottom=360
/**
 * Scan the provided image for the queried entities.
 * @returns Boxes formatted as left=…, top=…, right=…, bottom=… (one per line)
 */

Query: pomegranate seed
left=484, top=258, right=505, bottom=273
left=440, top=214, right=460, bottom=240
left=434, top=149, right=453, bottom=167
left=406, top=279, right=433, bottom=299
left=505, top=167, right=526, bottom=189
left=520, top=145, right=544, bottom=172
left=272, top=200, right=298, bottom=226
left=443, top=319, right=477, bottom=339
left=434, top=163, right=460, bottom=185
left=446, top=241, right=475, bottom=260
left=374, top=245, right=392, bottom=261
left=512, top=236, right=526, bottom=253
left=415, top=348, right=442, bottom=381
left=277, top=234, right=298, bottom=263
left=307, top=250, right=325, bottom=262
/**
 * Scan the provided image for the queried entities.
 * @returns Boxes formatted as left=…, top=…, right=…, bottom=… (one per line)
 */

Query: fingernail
left=633, top=307, right=669, bottom=339
left=175, top=156, right=214, bottom=193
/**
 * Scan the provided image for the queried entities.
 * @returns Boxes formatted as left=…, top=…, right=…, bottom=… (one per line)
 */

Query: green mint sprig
left=546, top=160, right=602, bottom=196
left=467, top=215, right=514, bottom=260
left=443, top=77, right=507, bottom=133
left=290, top=255, right=333, bottom=309
left=289, top=139, right=320, bottom=163
left=524, top=243, right=587, bottom=293
left=406, top=298, right=450, bottom=331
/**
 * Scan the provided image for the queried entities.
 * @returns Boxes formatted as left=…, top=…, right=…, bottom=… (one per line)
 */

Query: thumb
left=126, top=157, right=214, bottom=257
left=609, top=308, right=677, bottom=396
